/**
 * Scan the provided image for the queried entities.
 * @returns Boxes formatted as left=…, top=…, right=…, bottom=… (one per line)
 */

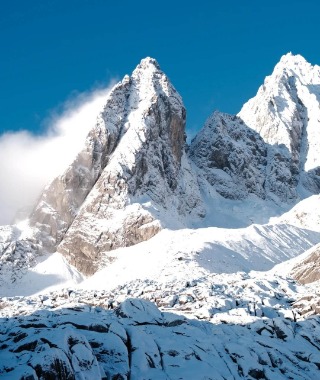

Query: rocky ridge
left=190, top=112, right=268, bottom=200
left=191, top=54, right=320, bottom=204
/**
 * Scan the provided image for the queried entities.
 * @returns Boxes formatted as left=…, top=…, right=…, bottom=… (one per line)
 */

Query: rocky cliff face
left=190, top=53, right=320, bottom=204
left=189, top=112, right=268, bottom=200
left=30, top=58, right=204, bottom=275
left=189, top=112, right=302, bottom=203
left=238, top=53, right=320, bottom=196
left=0, top=224, right=39, bottom=285
left=291, top=243, right=320, bottom=284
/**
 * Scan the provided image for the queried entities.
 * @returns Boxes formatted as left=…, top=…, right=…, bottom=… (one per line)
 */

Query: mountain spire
left=29, top=57, right=203, bottom=274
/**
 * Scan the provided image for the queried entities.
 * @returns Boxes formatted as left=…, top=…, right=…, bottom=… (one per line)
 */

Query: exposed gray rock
left=291, top=244, right=320, bottom=284
left=189, top=112, right=300, bottom=203
left=0, top=225, right=41, bottom=285
left=29, top=57, right=204, bottom=275
left=30, top=73, right=136, bottom=252
left=190, top=112, right=267, bottom=200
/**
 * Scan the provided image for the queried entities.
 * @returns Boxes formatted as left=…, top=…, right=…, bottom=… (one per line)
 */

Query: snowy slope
left=270, top=195, right=320, bottom=284
left=80, top=223, right=320, bottom=292
left=2, top=209, right=319, bottom=298
left=272, top=194, right=320, bottom=231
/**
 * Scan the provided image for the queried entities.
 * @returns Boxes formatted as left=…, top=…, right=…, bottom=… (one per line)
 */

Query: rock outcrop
left=291, top=243, right=320, bottom=284
left=190, top=112, right=268, bottom=200
left=189, top=112, right=303, bottom=203
left=2, top=293, right=320, bottom=380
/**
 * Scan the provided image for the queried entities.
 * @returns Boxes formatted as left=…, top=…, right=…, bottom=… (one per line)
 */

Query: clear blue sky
left=1, top=0, right=320, bottom=139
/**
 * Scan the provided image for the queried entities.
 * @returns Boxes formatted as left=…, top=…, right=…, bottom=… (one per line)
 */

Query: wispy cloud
left=0, top=83, right=115, bottom=225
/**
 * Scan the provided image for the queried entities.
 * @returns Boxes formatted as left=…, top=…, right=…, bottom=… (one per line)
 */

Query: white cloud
left=0, top=83, right=115, bottom=225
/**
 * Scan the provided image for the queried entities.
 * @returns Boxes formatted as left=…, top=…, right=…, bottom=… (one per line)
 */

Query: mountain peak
left=238, top=52, right=320, bottom=198
left=279, top=52, right=307, bottom=65
left=132, top=57, right=162, bottom=79
left=270, top=52, right=319, bottom=85
left=138, top=56, right=160, bottom=69
left=27, top=55, right=203, bottom=275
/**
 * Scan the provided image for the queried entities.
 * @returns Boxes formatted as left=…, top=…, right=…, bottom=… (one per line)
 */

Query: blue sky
left=1, top=0, right=320, bottom=138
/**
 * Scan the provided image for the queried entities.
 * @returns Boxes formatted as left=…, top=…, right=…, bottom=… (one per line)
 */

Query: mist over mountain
left=0, top=86, right=113, bottom=225
left=0, top=54, right=320, bottom=379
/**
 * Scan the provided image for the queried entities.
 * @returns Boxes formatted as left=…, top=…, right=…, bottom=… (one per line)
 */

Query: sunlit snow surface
left=1, top=255, right=320, bottom=379
left=1, top=194, right=319, bottom=297
left=1, top=196, right=320, bottom=378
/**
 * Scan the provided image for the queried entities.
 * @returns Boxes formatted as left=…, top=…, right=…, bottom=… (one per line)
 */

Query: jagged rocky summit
left=1, top=53, right=320, bottom=279
left=191, top=53, right=320, bottom=203
left=29, top=57, right=204, bottom=275
left=239, top=53, right=320, bottom=196
left=190, top=112, right=269, bottom=200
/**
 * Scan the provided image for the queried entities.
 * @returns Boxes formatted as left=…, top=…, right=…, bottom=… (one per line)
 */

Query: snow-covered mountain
left=3, top=54, right=320, bottom=278
left=1, top=54, right=320, bottom=379
left=191, top=53, right=320, bottom=204
left=239, top=52, right=320, bottom=197
left=29, top=57, right=204, bottom=275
